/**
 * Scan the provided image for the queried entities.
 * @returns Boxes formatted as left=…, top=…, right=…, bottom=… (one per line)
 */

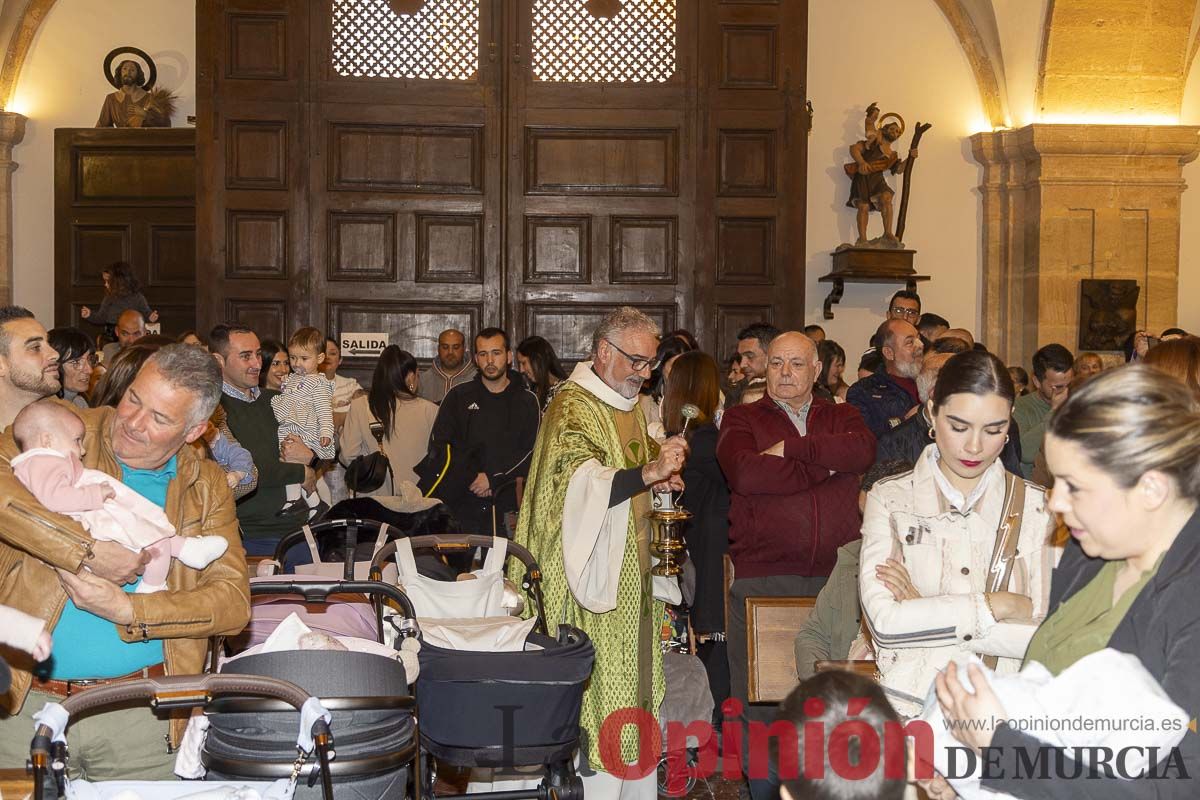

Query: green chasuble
left=515, top=370, right=664, bottom=770
left=1023, top=553, right=1164, bottom=676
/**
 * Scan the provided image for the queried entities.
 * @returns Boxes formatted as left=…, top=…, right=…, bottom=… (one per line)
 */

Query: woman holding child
left=859, top=350, right=1057, bottom=717
left=936, top=365, right=1200, bottom=797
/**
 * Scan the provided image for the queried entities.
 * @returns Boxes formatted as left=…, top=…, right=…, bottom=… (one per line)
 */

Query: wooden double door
left=197, top=0, right=807, bottom=375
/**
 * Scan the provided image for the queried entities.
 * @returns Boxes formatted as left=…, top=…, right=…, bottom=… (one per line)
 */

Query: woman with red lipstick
left=936, top=366, right=1200, bottom=797
left=858, top=350, right=1058, bottom=717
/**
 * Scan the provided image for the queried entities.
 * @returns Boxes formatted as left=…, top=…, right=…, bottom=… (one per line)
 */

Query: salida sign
left=340, top=332, right=389, bottom=357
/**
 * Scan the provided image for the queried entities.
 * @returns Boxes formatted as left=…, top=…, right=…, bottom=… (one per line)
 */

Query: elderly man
left=0, top=344, right=250, bottom=779
left=875, top=352, right=1024, bottom=476
left=716, top=331, right=874, bottom=798
left=101, top=308, right=148, bottom=364
left=848, top=318, right=925, bottom=437
left=0, top=306, right=61, bottom=429
left=418, top=328, right=477, bottom=405
left=515, top=307, right=688, bottom=797
left=210, top=324, right=314, bottom=553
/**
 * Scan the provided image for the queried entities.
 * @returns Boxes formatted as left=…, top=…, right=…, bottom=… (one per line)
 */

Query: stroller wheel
left=548, top=775, right=584, bottom=800
left=422, top=752, right=438, bottom=799
left=657, top=750, right=696, bottom=798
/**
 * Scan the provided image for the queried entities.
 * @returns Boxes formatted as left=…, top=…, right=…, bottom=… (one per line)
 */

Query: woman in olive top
left=937, top=365, right=1200, bottom=798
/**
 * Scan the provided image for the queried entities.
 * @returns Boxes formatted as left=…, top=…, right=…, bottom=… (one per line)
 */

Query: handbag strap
left=302, top=525, right=321, bottom=565
left=369, top=420, right=386, bottom=448
left=981, top=472, right=1026, bottom=669
left=480, top=536, right=508, bottom=575
left=985, top=472, right=1026, bottom=594
left=394, top=535, right=420, bottom=580
left=372, top=523, right=392, bottom=555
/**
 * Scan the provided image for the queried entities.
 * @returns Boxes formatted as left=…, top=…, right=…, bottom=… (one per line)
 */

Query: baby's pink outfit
left=11, top=448, right=227, bottom=593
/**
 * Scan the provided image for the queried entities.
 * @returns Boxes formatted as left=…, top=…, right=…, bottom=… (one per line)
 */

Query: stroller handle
left=29, top=675, right=335, bottom=800
left=369, top=535, right=549, bottom=637
left=249, top=579, right=417, bottom=620
left=369, top=534, right=541, bottom=573
left=271, top=517, right=384, bottom=566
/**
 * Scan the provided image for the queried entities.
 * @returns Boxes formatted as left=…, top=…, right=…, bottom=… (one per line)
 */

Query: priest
left=515, top=306, right=689, bottom=797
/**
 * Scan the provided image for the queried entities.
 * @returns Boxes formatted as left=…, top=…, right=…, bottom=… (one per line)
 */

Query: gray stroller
left=28, top=673, right=335, bottom=800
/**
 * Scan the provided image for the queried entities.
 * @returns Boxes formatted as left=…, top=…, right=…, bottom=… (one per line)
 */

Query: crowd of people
left=0, top=280, right=1198, bottom=799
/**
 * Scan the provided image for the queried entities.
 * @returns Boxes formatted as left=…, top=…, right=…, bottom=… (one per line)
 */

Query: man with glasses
left=516, top=307, right=690, bottom=797
left=867, top=291, right=922, bottom=353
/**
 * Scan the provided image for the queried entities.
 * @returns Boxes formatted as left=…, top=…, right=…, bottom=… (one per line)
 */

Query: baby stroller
left=268, top=516, right=466, bottom=582
left=370, top=534, right=593, bottom=800
left=204, top=580, right=421, bottom=800
left=28, top=673, right=335, bottom=800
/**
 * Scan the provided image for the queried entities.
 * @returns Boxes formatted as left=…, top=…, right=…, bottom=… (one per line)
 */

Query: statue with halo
left=843, top=103, right=930, bottom=248
left=95, top=47, right=176, bottom=128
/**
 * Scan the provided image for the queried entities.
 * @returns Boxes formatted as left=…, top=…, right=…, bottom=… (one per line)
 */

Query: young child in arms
left=271, top=326, right=335, bottom=515
left=10, top=400, right=228, bottom=593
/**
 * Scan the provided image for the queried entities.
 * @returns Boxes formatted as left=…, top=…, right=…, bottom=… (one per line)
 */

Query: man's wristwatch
left=308, top=454, right=321, bottom=468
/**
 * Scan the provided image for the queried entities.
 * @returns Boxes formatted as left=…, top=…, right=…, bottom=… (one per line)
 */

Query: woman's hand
left=917, top=774, right=958, bottom=800
left=935, top=661, right=1008, bottom=752
left=987, top=591, right=1032, bottom=621
left=875, top=557, right=920, bottom=601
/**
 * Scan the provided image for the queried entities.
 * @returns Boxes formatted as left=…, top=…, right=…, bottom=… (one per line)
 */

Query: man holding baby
left=0, top=306, right=249, bottom=781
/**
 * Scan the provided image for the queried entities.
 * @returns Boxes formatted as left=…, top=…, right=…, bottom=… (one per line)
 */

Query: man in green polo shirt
left=0, top=343, right=250, bottom=780
left=1012, top=343, right=1074, bottom=480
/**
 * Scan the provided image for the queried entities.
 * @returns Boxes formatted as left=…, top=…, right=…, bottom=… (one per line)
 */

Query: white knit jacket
left=859, top=445, right=1059, bottom=716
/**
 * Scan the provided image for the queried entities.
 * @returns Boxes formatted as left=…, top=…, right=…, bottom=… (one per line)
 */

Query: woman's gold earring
left=1005, top=434, right=1010, bottom=444
left=927, top=427, right=935, bottom=440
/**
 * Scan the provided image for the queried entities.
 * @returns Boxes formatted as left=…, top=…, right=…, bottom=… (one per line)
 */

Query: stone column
left=970, top=124, right=1200, bottom=368
left=0, top=111, right=27, bottom=307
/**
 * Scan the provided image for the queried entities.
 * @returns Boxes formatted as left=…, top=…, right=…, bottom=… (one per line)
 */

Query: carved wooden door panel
left=696, top=0, right=808, bottom=356
left=307, top=0, right=503, bottom=378
left=55, top=129, right=197, bottom=339
left=505, top=0, right=698, bottom=359
left=196, top=0, right=807, bottom=364
left=197, top=0, right=312, bottom=343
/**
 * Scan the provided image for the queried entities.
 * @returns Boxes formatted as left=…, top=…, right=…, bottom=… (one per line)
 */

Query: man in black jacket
left=430, top=327, right=540, bottom=537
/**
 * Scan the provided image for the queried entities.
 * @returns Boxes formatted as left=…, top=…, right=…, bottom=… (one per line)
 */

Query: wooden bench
left=745, top=595, right=817, bottom=704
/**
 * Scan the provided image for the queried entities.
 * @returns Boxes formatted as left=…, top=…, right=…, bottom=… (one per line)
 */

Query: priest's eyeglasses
left=604, top=338, right=660, bottom=372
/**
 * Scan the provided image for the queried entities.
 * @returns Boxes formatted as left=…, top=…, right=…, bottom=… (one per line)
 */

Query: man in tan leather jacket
left=0, top=343, right=250, bottom=780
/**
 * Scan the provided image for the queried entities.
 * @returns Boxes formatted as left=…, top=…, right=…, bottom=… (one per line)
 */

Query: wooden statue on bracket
left=96, top=47, right=176, bottom=129
left=843, top=103, right=930, bottom=248
left=819, top=104, right=933, bottom=319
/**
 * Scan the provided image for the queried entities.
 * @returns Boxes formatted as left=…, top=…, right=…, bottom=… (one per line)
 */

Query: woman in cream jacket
left=859, top=350, right=1058, bottom=716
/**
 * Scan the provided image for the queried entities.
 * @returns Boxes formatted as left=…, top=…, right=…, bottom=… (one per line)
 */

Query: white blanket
left=919, top=648, right=1189, bottom=798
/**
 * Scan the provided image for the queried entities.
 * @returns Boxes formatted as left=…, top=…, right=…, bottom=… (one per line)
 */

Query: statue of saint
left=846, top=104, right=918, bottom=248
left=96, top=59, right=172, bottom=128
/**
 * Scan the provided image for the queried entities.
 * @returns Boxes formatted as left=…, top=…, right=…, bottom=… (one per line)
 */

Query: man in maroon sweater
left=716, top=331, right=875, bottom=793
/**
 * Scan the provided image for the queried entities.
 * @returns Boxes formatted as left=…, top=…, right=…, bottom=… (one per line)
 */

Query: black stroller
left=370, top=534, right=593, bottom=800
left=205, top=580, right=422, bottom=800
left=28, top=673, right=336, bottom=800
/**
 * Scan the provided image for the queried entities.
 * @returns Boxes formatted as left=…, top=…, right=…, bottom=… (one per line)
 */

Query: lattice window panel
left=331, top=0, right=479, bottom=80
left=532, top=0, right=676, bottom=83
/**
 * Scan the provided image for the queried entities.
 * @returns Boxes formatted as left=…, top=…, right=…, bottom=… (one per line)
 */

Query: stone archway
left=0, top=0, right=55, bottom=304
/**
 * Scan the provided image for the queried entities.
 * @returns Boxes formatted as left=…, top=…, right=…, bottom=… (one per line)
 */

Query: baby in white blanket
left=919, top=648, right=1189, bottom=799
left=11, top=401, right=228, bottom=593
